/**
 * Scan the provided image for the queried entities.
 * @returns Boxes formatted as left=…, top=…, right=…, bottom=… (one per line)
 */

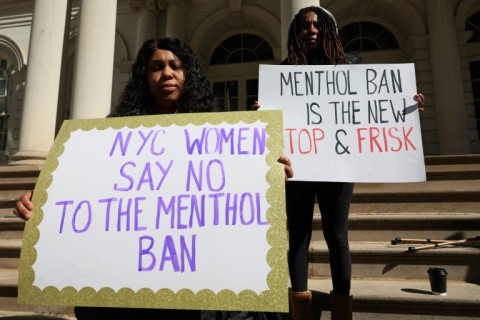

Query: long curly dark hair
left=286, top=6, right=348, bottom=65
left=109, top=37, right=217, bottom=117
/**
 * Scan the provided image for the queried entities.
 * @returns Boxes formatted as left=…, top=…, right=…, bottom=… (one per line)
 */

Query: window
left=341, top=22, right=399, bottom=53
left=0, top=59, right=10, bottom=151
left=466, top=12, right=480, bottom=43
left=246, top=79, right=258, bottom=108
left=209, top=34, right=273, bottom=110
left=210, top=33, right=273, bottom=65
left=212, top=79, right=259, bottom=111
left=213, top=81, right=238, bottom=111
left=470, top=61, right=480, bottom=138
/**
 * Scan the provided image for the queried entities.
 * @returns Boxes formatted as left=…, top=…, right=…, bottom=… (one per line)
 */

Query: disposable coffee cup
left=428, top=268, right=447, bottom=296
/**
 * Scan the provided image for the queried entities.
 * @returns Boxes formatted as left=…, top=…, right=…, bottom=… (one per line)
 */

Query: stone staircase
left=0, top=156, right=479, bottom=319
left=309, top=154, right=480, bottom=319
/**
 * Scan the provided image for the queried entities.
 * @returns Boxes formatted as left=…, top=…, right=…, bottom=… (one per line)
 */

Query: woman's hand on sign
left=278, top=155, right=293, bottom=181
left=415, top=93, right=425, bottom=111
left=251, top=100, right=261, bottom=110
left=13, top=191, right=33, bottom=221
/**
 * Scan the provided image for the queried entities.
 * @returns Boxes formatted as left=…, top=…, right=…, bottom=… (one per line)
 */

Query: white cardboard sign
left=259, top=63, right=426, bottom=182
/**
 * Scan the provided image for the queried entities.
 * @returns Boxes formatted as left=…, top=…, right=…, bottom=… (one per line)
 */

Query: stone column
left=158, top=0, right=190, bottom=40
left=134, top=0, right=158, bottom=52
left=281, top=0, right=320, bottom=58
left=12, top=0, right=70, bottom=165
left=70, top=0, right=117, bottom=119
left=427, top=0, right=470, bottom=154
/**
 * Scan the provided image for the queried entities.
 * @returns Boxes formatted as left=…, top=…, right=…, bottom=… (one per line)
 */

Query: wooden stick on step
left=392, top=236, right=480, bottom=245
left=408, top=239, right=469, bottom=252
left=391, top=237, right=448, bottom=245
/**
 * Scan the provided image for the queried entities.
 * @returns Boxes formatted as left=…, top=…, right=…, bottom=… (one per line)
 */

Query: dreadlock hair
left=109, top=37, right=217, bottom=117
left=286, top=6, right=348, bottom=65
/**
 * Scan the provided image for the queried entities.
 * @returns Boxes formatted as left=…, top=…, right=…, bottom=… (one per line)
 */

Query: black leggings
left=286, top=181, right=353, bottom=296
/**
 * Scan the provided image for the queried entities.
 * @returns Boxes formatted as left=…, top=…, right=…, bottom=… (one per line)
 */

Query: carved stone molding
left=130, top=0, right=158, bottom=12
left=156, top=0, right=191, bottom=10
left=228, top=0, right=242, bottom=13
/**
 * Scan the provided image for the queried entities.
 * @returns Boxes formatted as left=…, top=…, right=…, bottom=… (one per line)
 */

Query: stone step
left=0, top=217, right=25, bottom=240
left=5, top=180, right=475, bottom=213
left=0, top=310, right=75, bottom=319
left=0, top=298, right=73, bottom=315
left=0, top=177, right=37, bottom=191
left=0, top=268, right=18, bottom=296
left=424, top=154, right=480, bottom=165
left=312, top=213, right=480, bottom=241
left=0, top=268, right=71, bottom=315
left=0, top=165, right=41, bottom=178
left=0, top=192, right=31, bottom=209
left=425, top=163, right=480, bottom=180
left=349, top=180, right=480, bottom=213
left=0, top=158, right=480, bottom=178
left=3, top=237, right=478, bottom=282
left=1, top=268, right=478, bottom=318
left=0, top=238, right=21, bottom=269
left=0, top=175, right=478, bottom=213
left=350, top=201, right=480, bottom=214
left=352, top=180, right=480, bottom=202
left=3, top=213, right=479, bottom=242
left=1, top=212, right=478, bottom=243
left=308, top=278, right=480, bottom=318
left=309, top=241, right=480, bottom=282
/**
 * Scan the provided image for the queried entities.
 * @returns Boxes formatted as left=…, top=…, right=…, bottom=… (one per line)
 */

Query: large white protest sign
left=259, top=63, right=426, bottom=182
left=18, top=111, right=289, bottom=312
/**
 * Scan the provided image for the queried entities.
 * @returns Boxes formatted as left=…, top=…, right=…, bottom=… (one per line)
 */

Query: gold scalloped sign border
left=18, top=110, right=288, bottom=312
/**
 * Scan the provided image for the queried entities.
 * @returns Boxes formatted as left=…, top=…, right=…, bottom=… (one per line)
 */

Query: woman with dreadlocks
left=282, top=7, right=356, bottom=320
left=278, top=6, right=424, bottom=320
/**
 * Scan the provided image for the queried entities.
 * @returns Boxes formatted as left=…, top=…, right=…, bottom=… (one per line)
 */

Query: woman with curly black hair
left=15, top=37, right=292, bottom=320
left=109, top=37, right=217, bottom=117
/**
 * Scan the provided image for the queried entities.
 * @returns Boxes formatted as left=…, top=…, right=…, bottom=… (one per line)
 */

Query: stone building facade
left=0, top=0, right=479, bottom=165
